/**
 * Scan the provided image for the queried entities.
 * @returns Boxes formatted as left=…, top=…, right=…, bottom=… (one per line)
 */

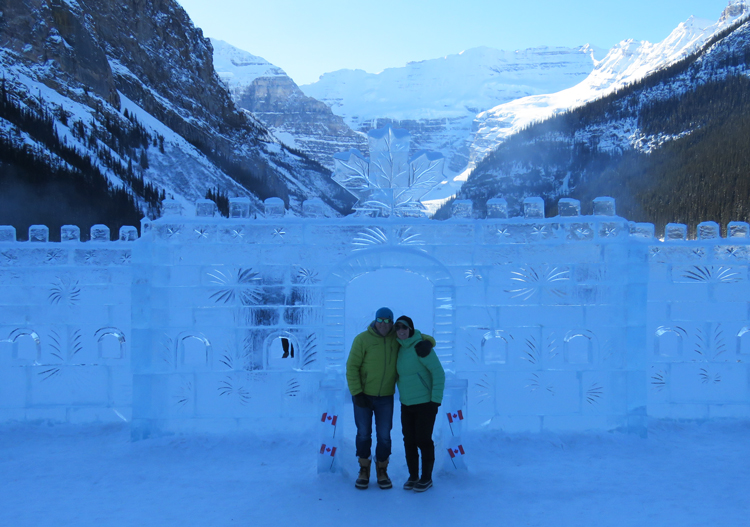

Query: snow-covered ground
left=2, top=420, right=748, bottom=527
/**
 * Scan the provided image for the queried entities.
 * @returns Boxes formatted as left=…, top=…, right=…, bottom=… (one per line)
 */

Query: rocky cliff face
left=211, top=39, right=366, bottom=170
left=299, top=45, right=606, bottom=209
left=0, top=0, right=354, bottom=216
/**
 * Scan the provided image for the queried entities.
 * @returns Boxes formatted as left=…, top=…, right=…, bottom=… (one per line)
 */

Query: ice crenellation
left=3, top=194, right=750, bottom=442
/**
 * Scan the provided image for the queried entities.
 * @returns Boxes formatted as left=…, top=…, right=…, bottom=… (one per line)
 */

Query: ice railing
left=1, top=195, right=749, bottom=436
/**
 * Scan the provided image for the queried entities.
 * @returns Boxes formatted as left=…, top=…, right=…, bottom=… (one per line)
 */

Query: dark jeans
left=353, top=394, right=394, bottom=462
left=401, top=402, right=438, bottom=480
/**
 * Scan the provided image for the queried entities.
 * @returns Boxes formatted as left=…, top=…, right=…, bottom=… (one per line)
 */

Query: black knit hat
left=395, top=316, right=415, bottom=337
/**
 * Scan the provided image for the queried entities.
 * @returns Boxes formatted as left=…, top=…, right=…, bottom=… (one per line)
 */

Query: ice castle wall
left=1, top=201, right=749, bottom=436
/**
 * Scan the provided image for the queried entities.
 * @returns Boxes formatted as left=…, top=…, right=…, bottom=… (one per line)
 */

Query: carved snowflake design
left=120, top=252, right=132, bottom=265
left=694, top=324, right=727, bottom=361
left=699, top=367, right=721, bottom=385
left=465, top=269, right=483, bottom=281
left=531, top=226, right=549, bottom=238
left=547, top=332, right=558, bottom=360
left=397, top=227, right=424, bottom=246
left=332, top=125, right=444, bottom=217
left=508, top=266, right=570, bottom=301
left=650, top=247, right=662, bottom=258
left=495, top=227, right=511, bottom=239
left=166, top=226, right=181, bottom=238
left=194, top=227, right=210, bottom=240
left=1, top=251, right=18, bottom=264
left=464, top=343, right=480, bottom=364
left=231, top=228, right=245, bottom=240
left=586, top=383, right=603, bottom=405
left=297, top=334, right=318, bottom=369
left=83, top=251, right=95, bottom=263
left=521, top=336, right=540, bottom=364
left=526, top=373, right=554, bottom=395
left=573, top=226, right=592, bottom=240
left=285, top=378, right=301, bottom=397
left=353, top=227, right=388, bottom=249
left=724, top=246, right=740, bottom=258
left=692, top=248, right=706, bottom=258
left=40, top=329, right=83, bottom=381
left=651, top=370, right=667, bottom=392
left=218, top=377, right=251, bottom=405
left=49, top=277, right=81, bottom=306
left=683, top=266, right=741, bottom=283
left=160, top=334, right=174, bottom=367
left=297, top=268, right=320, bottom=284
left=45, top=249, right=65, bottom=264
left=474, top=374, right=492, bottom=404
left=173, top=381, right=193, bottom=408
left=601, top=226, right=619, bottom=238
left=208, top=268, right=262, bottom=305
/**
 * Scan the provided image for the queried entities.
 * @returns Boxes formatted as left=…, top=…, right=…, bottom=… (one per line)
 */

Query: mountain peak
left=720, top=0, right=750, bottom=22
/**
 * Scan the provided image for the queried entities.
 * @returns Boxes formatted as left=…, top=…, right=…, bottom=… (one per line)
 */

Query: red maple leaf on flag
left=446, top=410, right=464, bottom=423
left=447, top=445, right=465, bottom=458
left=321, top=412, right=338, bottom=426
left=319, top=444, right=337, bottom=457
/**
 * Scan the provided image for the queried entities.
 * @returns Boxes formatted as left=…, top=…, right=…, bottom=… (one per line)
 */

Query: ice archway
left=323, top=247, right=455, bottom=368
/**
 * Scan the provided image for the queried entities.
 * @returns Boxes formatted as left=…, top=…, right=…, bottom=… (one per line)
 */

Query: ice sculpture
left=333, top=125, right=445, bottom=217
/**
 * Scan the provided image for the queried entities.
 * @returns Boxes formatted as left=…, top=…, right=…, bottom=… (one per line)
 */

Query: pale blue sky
left=176, top=0, right=735, bottom=85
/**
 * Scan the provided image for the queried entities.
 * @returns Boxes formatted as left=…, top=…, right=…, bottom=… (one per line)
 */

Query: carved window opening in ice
left=332, top=126, right=445, bottom=218
left=655, top=327, right=685, bottom=358
left=178, top=333, right=212, bottom=369
left=344, top=268, right=435, bottom=356
left=8, top=329, right=41, bottom=363
left=564, top=331, right=594, bottom=364
left=737, top=327, right=750, bottom=356
left=96, top=327, right=125, bottom=359
left=264, top=332, right=300, bottom=370
left=325, top=249, right=454, bottom=367
left=481, top=330, right=511, bottom=364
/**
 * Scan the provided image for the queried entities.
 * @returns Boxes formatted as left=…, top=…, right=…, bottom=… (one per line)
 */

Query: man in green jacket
left=346, top=307, right=435, bottom=490
left=346, top=307, right=397, bottom=490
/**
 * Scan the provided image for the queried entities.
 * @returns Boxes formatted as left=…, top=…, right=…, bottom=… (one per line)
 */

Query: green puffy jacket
left=346, top=324, right=435, bottom=397
left=396, top=330, right=445, bottom=406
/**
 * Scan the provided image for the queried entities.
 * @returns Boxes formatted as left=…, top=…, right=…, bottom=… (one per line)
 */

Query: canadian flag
left=321, top=412, right=338, bottom=426
left=447, top=445, right=466, bottom=458
left=446, top=410, right=464, bottom=423
left=319, top=444, right=337, bottom=457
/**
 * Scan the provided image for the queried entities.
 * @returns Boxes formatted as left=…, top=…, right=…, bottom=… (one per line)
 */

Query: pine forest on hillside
left=446, top=18, right=750, bottom=237
left=0, top=79, right=165, bottom=240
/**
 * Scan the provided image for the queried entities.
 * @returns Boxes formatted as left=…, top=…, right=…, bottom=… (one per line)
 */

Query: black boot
left=403, top=475, right=419, bottom=490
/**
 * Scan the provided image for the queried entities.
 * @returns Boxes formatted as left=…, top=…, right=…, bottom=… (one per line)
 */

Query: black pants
left=401, top=402, right=437, bottom=480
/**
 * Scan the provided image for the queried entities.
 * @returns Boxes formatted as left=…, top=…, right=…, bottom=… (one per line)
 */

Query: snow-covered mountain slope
left=0, top=0, right=353, bottom=222
left=301, top=45, right=605, bottom=176
left=454, top=14, right=750, bottom=230
left=466, top=2, right=750, bottom=181
left=211, top=39, right=367, bottom=171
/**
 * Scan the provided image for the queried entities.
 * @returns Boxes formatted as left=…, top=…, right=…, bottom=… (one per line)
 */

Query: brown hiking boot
left=376, top=459, right=392, bottom=489
left=355, top=458, right=371, bottom=489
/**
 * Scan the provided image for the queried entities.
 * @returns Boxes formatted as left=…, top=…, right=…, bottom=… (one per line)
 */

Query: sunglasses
left=376, top=318, right=392, bottom=323
left=394, top=323, right=410, bottom=331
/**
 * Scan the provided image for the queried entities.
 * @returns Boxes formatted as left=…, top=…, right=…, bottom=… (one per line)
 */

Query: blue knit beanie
left=375, top=307, right=393, bottom=321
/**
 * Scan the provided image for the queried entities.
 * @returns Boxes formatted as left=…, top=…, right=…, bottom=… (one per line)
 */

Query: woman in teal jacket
left=395, top=315, right=445, bottom=492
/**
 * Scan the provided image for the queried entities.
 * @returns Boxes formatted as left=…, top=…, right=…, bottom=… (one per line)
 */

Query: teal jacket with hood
left=396, top=330, right=445, bottom=406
